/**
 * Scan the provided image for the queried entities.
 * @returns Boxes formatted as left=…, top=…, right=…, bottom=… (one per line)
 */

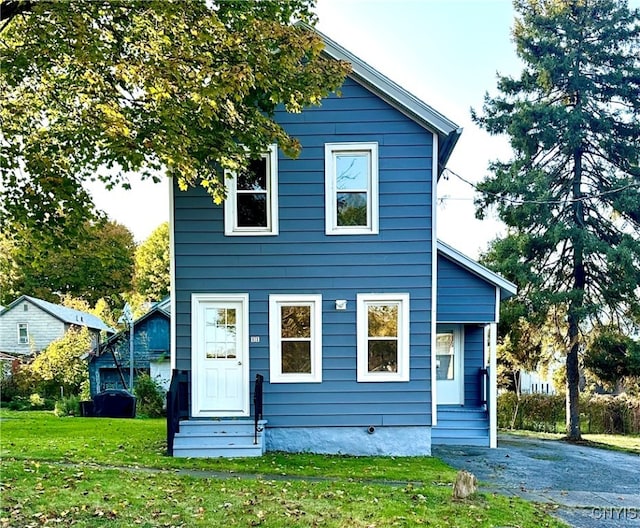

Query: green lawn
left=0, top=410, right=567, bottom=527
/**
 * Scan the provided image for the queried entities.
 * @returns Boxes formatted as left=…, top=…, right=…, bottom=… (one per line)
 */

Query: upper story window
left=17, top=323, right=28, bottom=344
left=224, top=144, right=278, bottom=236
left=357, top=293, right=410, bottom=382
left=325, top=142, right=379, bottom=235
left=269, top=294, right=322, bottom=383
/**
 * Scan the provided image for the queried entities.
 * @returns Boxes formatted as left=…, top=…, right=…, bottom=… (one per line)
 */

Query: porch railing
left=480, top=367, right=489, bottom=406
left=166, top=369, right=190, bottom=456
left=253, top=373, right=264, bottom=445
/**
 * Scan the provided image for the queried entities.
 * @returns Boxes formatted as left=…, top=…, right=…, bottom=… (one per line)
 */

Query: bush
left=498, top=392, right=640, bottom=434
left=54, top=395, right=81, bottom=417
left=29, top=393, right=46, bottom=408
left=581, top=393, right=640, bottom=434
left=5, top=396, right=29, bottom=411
left=134, top=374, right=165, bottom=418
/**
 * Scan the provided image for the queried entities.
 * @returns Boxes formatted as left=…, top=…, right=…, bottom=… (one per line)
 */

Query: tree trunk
left=566, top=314, right=582, bottom=440
left=566, top=147, right=585, bottom=441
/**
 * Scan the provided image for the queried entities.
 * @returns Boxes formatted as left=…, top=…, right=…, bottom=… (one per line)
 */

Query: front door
left=436, top=325, right=464, bottom=405
left=191, top=294, right=249, bottom=417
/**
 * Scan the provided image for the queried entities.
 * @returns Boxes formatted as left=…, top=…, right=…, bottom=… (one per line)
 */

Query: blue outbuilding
left=88, top=300, right=171, bottom=396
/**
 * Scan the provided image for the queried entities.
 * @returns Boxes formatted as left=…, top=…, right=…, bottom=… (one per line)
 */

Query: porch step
left=432, top=407, right=489, bottom=447
left=173, top=419, right=267, bottom=458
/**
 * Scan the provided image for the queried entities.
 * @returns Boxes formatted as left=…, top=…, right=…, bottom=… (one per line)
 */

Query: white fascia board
left=299, top=22, right=463, bottom=171
left=318, top=30, right=460, bottom=135
left=437, top=240, right=517, bottom=299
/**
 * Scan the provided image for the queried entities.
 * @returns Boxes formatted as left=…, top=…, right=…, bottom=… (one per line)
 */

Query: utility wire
left=442, top=168, right=640, bottom=206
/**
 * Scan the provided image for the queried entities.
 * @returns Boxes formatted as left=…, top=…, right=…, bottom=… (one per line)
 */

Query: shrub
left=29, top=393, right=46, bottom=408
left=498, top=392, right=640, bottom=434
left=54, top=395, right=81, bottom=417
left=134, top=373, right=165, bottom=418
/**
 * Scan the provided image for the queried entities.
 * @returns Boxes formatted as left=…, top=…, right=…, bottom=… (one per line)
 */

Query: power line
left=442, top=168, right=640, bottom=206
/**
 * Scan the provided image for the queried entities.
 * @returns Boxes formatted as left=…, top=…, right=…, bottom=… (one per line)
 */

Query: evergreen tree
left=474, top=0, right=640, bottom=440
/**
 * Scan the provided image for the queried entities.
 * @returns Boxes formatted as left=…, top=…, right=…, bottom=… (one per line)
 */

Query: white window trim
left=269, top=294, right=322, bottom=383
left=224, top=144, right=279, bottom=236
left=357, top=293, right=410, bottom=382
left=325, top=142, right=379, bottom=235
left=17, top=323, right=28, bottom=344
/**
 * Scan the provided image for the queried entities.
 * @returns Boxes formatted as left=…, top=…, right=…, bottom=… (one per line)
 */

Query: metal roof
left=0, top=295, right=114, bottom=333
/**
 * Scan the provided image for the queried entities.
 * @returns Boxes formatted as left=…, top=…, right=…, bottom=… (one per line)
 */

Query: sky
left=89, top=1, right=535, bottom=258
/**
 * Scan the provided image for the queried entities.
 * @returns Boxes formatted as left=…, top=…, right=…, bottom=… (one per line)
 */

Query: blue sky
left=90, top=0, right=638, bottom=258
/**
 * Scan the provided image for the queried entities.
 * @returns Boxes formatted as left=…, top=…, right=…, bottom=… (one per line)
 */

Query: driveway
left=433, top=434, right=640, bottom=528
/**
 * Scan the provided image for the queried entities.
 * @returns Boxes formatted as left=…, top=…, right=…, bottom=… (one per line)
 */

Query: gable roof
left=437, top=241, right=517, bottom=300
left=92, top=304, right=170, bottom=357
left=302, top=22, right=463, bottom=176
left=0, top=295, right=114, bottom=333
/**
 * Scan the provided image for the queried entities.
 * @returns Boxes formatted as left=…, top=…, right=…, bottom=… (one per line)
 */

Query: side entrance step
left=432, top=407, right=489, bottom=447
left=172, top=419, right=267, bottom=458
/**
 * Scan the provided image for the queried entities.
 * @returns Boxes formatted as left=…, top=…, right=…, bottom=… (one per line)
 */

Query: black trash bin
left=79, top=400, right=95, bottom=417
left=93, top=389, right=137, bottom=418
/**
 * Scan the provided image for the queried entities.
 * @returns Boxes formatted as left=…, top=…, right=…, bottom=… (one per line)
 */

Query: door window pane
left=205, top=308, right=237, bottom=359
left=436, top=333, right=455, bottom=380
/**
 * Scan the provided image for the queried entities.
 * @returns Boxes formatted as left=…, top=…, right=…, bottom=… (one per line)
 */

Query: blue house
left=88, top=301, right=171, bottom=396
left=168, top=27, right=516, bottom=457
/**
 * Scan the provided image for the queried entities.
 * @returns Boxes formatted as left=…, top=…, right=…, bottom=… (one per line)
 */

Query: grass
left=0, top=410, right=568, bottom=527
left=502, top=429, right=640, bottom=454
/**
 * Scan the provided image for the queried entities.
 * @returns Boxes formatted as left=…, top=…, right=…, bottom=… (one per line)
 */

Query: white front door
left=436, top=325, right=464, bottom=405
left=191, top=294, right=249, bottom=417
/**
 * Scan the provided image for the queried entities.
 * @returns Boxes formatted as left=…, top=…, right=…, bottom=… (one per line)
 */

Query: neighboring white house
left=0, top=295, right=114, bottom=356
left=520, top=351, right=564, bottom=395
left=520, top=369, right=557, bottom=395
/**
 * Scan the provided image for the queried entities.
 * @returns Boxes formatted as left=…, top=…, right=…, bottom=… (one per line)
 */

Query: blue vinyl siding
left=436, top=254, right=497, bottom=323
left=463, top=325, right=485, bottom=407
left=173, top=77, right=435, bottom=428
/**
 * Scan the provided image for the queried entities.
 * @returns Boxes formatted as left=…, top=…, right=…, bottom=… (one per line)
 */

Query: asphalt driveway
left=433, top=434, right=640, bottom=528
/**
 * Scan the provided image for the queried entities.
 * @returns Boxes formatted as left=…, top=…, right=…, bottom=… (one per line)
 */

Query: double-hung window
left=224, top=144, right=278, bottom=235
left=357, top=293, right=410, bottom=382
left=17, top=323, right=28, bottom=344
left=269, top=295, right=322, bottom=383
left=325, top=142, right=379, bottom=235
